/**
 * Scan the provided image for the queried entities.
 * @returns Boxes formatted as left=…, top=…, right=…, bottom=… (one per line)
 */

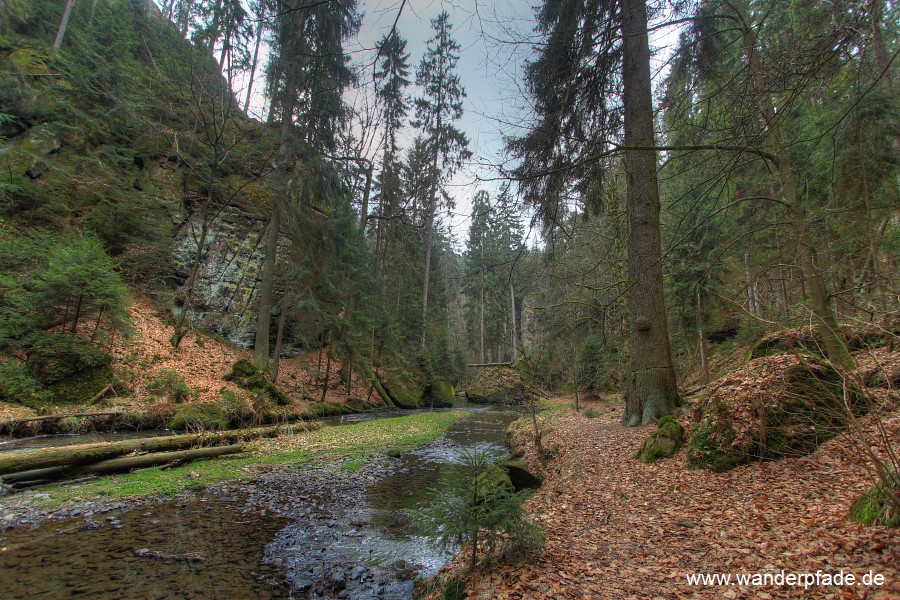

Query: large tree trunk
left=53, top=0, right=78, bottom=50
left=254, top=204, right=281, bottom=370
left=420, top=199, right=435, bottom=350
left=479, top=249, right=485, bottom=365
left=620, top=0, right=681, bottom=426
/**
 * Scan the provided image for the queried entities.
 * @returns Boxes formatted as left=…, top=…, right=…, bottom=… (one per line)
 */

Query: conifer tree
left=413, top=11, right=471, bottom=350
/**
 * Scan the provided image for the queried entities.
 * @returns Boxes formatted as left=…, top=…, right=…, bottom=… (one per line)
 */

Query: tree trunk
left=71, top=293, right=84, bottom=333
left=4, top=445, right=245, bottom=485
left=697, top=288, right=710, bottom=386
left=478, top=255, right=484, bottom=362
left=320, top=345, right=332, bottom=403
left=509, top=281, right=518, bottom=359
left=620, top=0, right=681, bottom=426
left=270, top=305, right=287, bottom=382
left=254, top=205, right=280, bottom=370
left=173, top=210, right=211, bottom=348
left=359, top=161, right=373, bottom=235
left=0, top=428, right=279, bottom=476
left=742, top=27, right=852, bottom=368
left=243, top=15, right=264, bottom=114
left=420, top=203, right=435, bottom=350
left=744, top=248, right=761, bottom=318
left=53, top=0, right=78, bottom=50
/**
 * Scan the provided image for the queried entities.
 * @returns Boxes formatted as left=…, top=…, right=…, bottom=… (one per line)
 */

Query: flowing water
left=0, top=402, right=518, bottom=599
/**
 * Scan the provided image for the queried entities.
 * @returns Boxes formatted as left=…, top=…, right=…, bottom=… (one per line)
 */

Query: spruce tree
left=413, top=11, right=471, bottom=350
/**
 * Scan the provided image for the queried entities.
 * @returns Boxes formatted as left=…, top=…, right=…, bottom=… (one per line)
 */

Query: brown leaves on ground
left=0, top=291, right=384, bottom=420
left=452, top=398, right=900, bottom=599
left=109, top=293, right=383, bottom=409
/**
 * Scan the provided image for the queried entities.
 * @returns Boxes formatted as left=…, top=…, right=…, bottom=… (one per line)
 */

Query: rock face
left=171, top=205, right=289, bottom=348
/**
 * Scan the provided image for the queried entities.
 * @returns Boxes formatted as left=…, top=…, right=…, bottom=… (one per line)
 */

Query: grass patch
left=32, top=411, right=467, bottom=507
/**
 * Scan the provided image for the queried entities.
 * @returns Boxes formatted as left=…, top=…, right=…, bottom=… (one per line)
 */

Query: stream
left=0, top=402, right=518, bottom=599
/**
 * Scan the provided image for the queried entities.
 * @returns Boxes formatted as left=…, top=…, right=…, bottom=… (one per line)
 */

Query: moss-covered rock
left=223, top=359, right=288, bottom=405
left=498, top=459, right=542, bottom=491
left=467, top=366, right=530, bottom=405
left=167, top=403, right=229, bottom=431
left=849, top=480, right=900, bottom=528
left=686, top=355, right=862, bottom=472
left=380, top=375, right=423, bottom=409
left=422, top=378, right=454, bottom=408
left=635, top=416, right=685, bottom=463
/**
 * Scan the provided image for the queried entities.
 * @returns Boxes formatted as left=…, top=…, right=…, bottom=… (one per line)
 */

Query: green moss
left=849, top=480, right=900, bottom=528
left=26, top=334, right=110, bottom=385
left=686, top=420, right=741, bottom=472
left=167, top=403, right=229, bottom=431
left=441, top=577, right=467, bottom=600
left=381, top=375, right=422, bottom=409
left=636, top=418, right=685, bottom=463
left=7, top=47, right=50, bottom=75
left=467, top=366, right=529, bottom=405
left=423, top=378, right=454, bottom=407
left=46, top=365, right=115, bottom=404
left=34, top=411, right=467, bottom=507
left=223, top=359, right=288, bottom=405
left=0, top=360, right=51, bottom=407
left=145, top=369, right=192, bottom=402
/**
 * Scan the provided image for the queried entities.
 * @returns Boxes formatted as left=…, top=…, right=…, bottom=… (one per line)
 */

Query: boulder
left=635, top=416, right=684, bottom=463
left=467, top=366, right=530, bottom=405
left=379, top=375, right=422, bottom=409
left=422, top=379, right=454, bottom=408
left=497, top=460, right=542, bottom=491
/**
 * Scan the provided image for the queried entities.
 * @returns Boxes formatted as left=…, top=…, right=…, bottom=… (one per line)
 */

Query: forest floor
left=0, top=291, right=383, bottom=424
left=450, top=396, right=900, bottom=599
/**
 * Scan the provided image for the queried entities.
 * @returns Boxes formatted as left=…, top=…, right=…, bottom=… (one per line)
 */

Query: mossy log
left=1, top=411, right=124, bottom=430
left=3, top=444, right=245, bottom=485
left=0, top=426, right=279, bottom=476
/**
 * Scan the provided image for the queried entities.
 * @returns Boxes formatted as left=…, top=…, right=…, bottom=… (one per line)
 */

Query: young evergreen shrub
left=0, top=361, right=51, bottom=407
left=575, top=335, right=610, bottom=394
left=145, top=369, right=192, bottom=403
left=408, top=449, right=543, bottom=571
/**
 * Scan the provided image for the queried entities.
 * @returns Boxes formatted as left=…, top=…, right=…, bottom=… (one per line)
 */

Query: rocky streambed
left=0, top=406, right=518, bottom=599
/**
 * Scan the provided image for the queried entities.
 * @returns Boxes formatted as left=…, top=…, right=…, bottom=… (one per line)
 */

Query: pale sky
left=170, top=0, right=680, bottom=249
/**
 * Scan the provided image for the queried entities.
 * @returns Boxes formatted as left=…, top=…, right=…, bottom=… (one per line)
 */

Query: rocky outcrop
left=171, top=205, right=289, bottom=348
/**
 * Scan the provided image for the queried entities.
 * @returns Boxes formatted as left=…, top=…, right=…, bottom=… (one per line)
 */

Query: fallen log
left=3, top=444, right=245, bottom=484
left=2, top=411, right=125, bottom=425
left=0, top=426, right=279, bottom=476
